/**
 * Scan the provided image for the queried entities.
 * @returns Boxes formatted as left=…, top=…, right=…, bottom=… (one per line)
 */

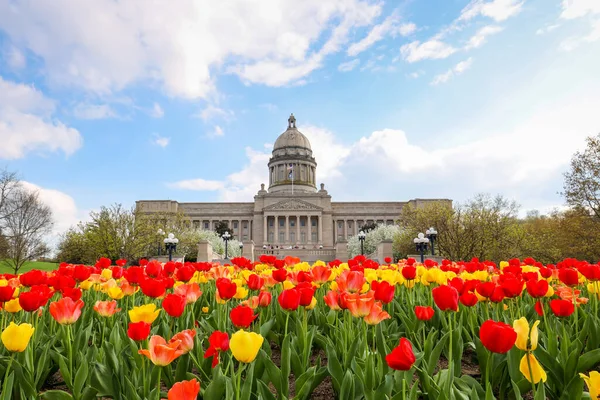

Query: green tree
left=214, top=221, right=231, bottom=237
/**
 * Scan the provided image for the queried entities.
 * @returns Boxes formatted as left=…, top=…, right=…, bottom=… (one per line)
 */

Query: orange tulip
left=170, top=329, right=195, bottom=354
left=364, top=302, right=391, bottom=325
left=346, top=291, right=375, bottom=318
left=241, top=296, right=260, bottom=309
left=49, top=297, right=84, bottom=325
left=168, top=379, right=200, bottom=400
left=138, top=335, right=184, bottom=366
left=93, top=300, right=121, bottom=317
left=174, top=283, right=203, bottom=304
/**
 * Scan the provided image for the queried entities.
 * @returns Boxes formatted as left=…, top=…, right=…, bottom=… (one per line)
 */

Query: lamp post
left=413, top=233, right=430, bottom=263
left=239, top=242, right=243, bottom=257
left=157, top=229, right=164, bottom=256
left=358, top=230, right=366, bottom=256
left=425, top=227, right=438, bottom=256
left=163, top=233, right=179, bottom=262
left=222, top=231, right=231, bottom=259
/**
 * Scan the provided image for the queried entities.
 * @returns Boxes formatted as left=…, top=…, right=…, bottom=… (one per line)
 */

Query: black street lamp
left=358, top=230, right=366, bottom=256
left=239, top=242, right=243, bottom=256
left=413, top=233, right=430, bottom=263
left=425, top=227, right=438, bottom=256
left=163, top=233, right=179, bottom=261
left=157, top=228, right=165, bottom=256
left=222, top=231, right=231, bottom=259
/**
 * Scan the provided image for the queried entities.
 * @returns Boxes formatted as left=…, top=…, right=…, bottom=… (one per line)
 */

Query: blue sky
left=1, top=0, right=599, bottom=237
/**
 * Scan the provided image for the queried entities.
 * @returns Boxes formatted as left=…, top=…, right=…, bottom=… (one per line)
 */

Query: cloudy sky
left=1, top=0, right=599, bottom=236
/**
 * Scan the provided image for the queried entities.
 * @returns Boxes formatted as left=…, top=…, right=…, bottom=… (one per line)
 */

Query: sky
left=1, top=0, right=600, bottom=240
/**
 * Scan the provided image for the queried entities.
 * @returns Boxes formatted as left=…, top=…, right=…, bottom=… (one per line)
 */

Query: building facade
left=136, top=114, right=451, bottom=252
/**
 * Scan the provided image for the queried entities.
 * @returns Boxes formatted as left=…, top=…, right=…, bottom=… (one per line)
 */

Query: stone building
left=136, top=114, right=451, bottom=261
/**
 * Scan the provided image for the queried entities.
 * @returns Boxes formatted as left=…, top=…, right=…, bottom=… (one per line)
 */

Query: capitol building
left=137, top=114, right=450, bottom=260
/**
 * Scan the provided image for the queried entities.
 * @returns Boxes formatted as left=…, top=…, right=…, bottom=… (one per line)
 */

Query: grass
left=0, top=260, right=59, bottom=275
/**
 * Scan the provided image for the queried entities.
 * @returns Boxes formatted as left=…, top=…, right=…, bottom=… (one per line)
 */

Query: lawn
left=0, top=260, right=59, bottom=275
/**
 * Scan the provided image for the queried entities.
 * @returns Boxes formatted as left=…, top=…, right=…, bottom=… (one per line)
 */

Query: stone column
left=274, top=216, right=279, bottom=244
left=318, top=215, right=323, bottom=244
left=344, top=219, right=348, bottom=240
left=334, top=219, right=338, bottom=243
left=285, top=215, right=289, bottom=244
left=263, top=215, right=268, bottom=243
left=354, top=219, right=358, bottom=236
left=296, top=215, right=300, bottom=244
left=307, top=216, right=312, bottom=244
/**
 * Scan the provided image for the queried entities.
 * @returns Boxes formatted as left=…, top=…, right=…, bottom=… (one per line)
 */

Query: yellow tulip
left=79, top=279, right=93, bottom=290
left=202, top=306, right=209, bottom=313
left=580, top=371, right=600, bottom=399
left=282, top=281, right=295, bottom=290
left=305, top=297, right=317, bottom=310
left=499, top=261, right=509, bottom=269
left=101, top=268, right=113, bottom=280
left=513, top=318, right=539, bottom=351
left=520, top=354, right=547, bottom=383
left=1, top=322, right=35, bottom=352
left=129, top=304, right=161, bottom=324
left=107, top=286, right=125, bottom=300
left=3, top=298, right=22, bottom=313
left=230, top=330, right=264, bottom=363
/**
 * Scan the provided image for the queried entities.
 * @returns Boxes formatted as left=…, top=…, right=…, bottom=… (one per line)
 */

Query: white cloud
left=431, top=57, right=473, bottom=85
left=72, top=102, right=116, bottom=119
left=408, top=70, right=425, bottom=78
left=459, top=0, right=524, bottom=22
left=0, top=0, right=383, bottom=96
left=346, top=12, right=416, bottom=57
left=536, top=24, right=561, bottom=35
left=559, top=19, right=600, bottom=51
left=560, top=0, right=600, bottom=20
left=338, top=59, right=360, bottom=72
left=169, top=178, right=225, bottom=191
left=400, top=40, right=457, bottom=63
left=197, top=105, right=233, bottom=122
left=465, top=25, right=504, bottom=49
left=153, top=134, right=170, bottom=148
left=207, top=125, right=224, bottom=138
left=150, top=102, right=164, bottom=118
left=4, top=46, right=26, bottom=69
left=0, top=77, right=82, bottom=159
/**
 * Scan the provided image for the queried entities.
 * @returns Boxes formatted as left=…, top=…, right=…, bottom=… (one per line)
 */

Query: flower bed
left=1, top=255, right=599, bottom=399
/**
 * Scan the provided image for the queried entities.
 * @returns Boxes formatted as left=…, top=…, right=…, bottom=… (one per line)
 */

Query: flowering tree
left=347, top=224, right=402, bottom=258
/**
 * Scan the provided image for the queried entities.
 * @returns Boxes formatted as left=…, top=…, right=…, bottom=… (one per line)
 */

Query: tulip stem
left=284, top=311, right=290, bottom=339
left=156, top=367, right=162, bottom=400
left=486, top=352, right=492, bottom=391
left=2, top=353, right=14, bottom=397
left=526, top=352, right=537, bottom=398
left=447, top=312, right=453, bottom=394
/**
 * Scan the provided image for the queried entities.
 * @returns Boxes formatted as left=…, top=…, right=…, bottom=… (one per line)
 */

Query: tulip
left=138, top=335, right=184, bottom=366
left=49, top=297, right=84, bottom=325
left=162, top=294, right=186, bottom=318
left=1, top=322, right=34, bottom=352
left=0, top=285, right=15, bottom=302
left=278, top=288, right=301, bottom=311
left=174, top=283, right=202, bottom=304
left=337, top=270, right=365, bottom=293
left=580, top=371, right=600, bottom=399
left=128, top=322, right=151, bottom=341
left=364, top=302, right=391, bottom=325
left=170, top=329, right=195, bottom=354
left=558, top=268, right=579, bottom=286
left=385, top=338, right=416, bottom=370
left=415, top=305, right=435, bottom=321
left=247, top=274, right=265, bottom=291
left=324, top=290, right=341, bottom=310
left=479, top=319, right=517, bottom=354
left=230, top=305, right=258, bottom=329
left=107, top=286, right=125, bottom=300
left=230, top=330, right=264, bottom=363
left=175, top=265, right=196, bottom=282
left=258, top=291, right=272, bottom=307
left=204, top=330, right=230, bottom=368
left=401, top=266, right=417, bottom=280
left=296, top=282, right=315, bottom=306
left=459, top=292, right=478, bottom=307
left=371, top=280, right=395, bottom=304
left=129, top=304, right=161, bottom=324
left=346, top=292, right=376, bottom=318
left=272, top=268, right=288, bottom=283
left=432, top=285, right=459, bottom=312
left=3, top=298, right=22, bottom=313
left=549, top=299, right=575, bottom=317
left=311, top=265, right=332, bottom=285
left=216, top=278, right=237, bottom=300
left=520, top=353, right=547, bottom=383
left=139, top=277, right=167, bottom=298
left=93, top=300, right=121, bottom=317
left=525, top=279, right=549, bottom=298
left=513, top=317, right=539, bottom=351
left=168, top=379, right=201, bottom=400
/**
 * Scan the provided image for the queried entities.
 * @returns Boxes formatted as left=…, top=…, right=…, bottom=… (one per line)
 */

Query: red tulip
left=296, top=282, right=315, bottom=306
left=229, top=305, right=257, bottom=328
left=258, top=291, right=272, bottom=307
left=61, top=287, right=82, bottom=302
left=170, top=329, right=195, bottom=354
left=18, top=290, right=44, bottom=312
left=479, top=319, right=517, bottom=354
left=432, top=285, right=459, bottom=312
left=216, top=278, right=237, bottom=300
left=385, top=338, right=416, bottom=370
left=73, top=265, right=92, bottom=282
left=204, top=331, right=230, bottom=368
left=534, top=300, right=544, bottom=316
left=272, top=268, right=288, bottom=283
left=414, top=306, right=434, bottom=321
left=549, top=299, right=575, bottom=317
left=526, top=279, right=548, bottom=298
left=311, top=266, right=332, bottom=285
left=49, top=297, right=84, bottom=325
left=0, top=286, right=15, bottom=303
left=371, top=280, right=395, bottom=304
left=558, top=268, right=579, bottom=286
left=401, top=266, right=417, bottom=280
left=476, top=282, right=495, bottom=298
left=139, top=277, right=167, bottom=298
left=123, top=266, right=144, bottom=284
left=324, top=291, right=341, bottom=310
left=19, top=270, right=47, bottom=287
left=145, top=261, right=163, bottom=278
left=278, top=288, right=300, bottom=311
left=110, top=266, right=124, bottom=279
left=247, top=274, right=265, bottom=291
left=176, top=265, right=196, bottom=282
left=500, top=277, right=523, bottom=298
left=162, top=294, right=186, bottom=318
left=168, top=379, right=200, bottom=400
left=128, top=322, right=151, bottom=341
left=459, top=292, right=478, bottom=307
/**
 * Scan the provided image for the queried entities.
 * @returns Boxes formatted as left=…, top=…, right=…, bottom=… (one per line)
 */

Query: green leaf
left=57, top=355, right=72, bottom=389
left=73, top=357, right=88, bottom=398
left=577, top=349, right=600, bottom=373
left=427, top=331, right=449, bottom=376
left=40, top=390, right=74, bottom=400
left=240, top=363, right=255, bottom=400
left=326, top=345, right=343, bottom=392
left=281, top=335, right=292, bottom=398
left=339, top=370, right=355, bottom=400
left=260, top=317, right=276, bottom=337
left=203, top=365, right=226, bottom=400
left=256, top=380, right=278, bottom=400
left=0, top=371, right=14, bottom=400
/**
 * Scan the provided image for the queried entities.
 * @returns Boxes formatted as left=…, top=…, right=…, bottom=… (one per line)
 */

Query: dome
left=273, top=114, right=312, bottom=150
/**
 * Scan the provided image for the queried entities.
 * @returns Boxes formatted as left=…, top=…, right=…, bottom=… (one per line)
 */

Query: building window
left=290, top=232, right=295, bottom=242
left=243, top=235, right=248, bottom=241
left=312, top=219, right=317, bottom=227
left=279, top=232, right=285, bottom=242
left=301, top=232, right=306, bottom=243
left=279, top=219, right=284, bottom=227
left=301, top=218, right=305, bottom=227
left=311, top=232, right=317, bottom=242
left=269, top=232, right=274, bottom=242
left=234, top=221, right=238, bottom=228
left=338, top=221, right=342, bottom=228
left=291, top=220, right=295, bottom=227
left=193, top=220, right=200, bottom=228
left=269, top=219, right=274, bottom=227
left=204, top=222, right=209, bottom=229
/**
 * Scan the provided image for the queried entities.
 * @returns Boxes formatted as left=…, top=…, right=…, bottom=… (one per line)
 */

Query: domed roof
left=273, top=114, right=312, bottom=150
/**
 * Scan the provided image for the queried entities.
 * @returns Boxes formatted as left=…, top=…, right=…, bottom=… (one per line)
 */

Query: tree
left=360, top=221, right=378, bottom=233
left=563, top=134, right=600, bottom=219
left=1, top=188, right=53, bottom=273
left=214, top=221, right=231, bottom=237
left=347, top=224, right=402, bottom=258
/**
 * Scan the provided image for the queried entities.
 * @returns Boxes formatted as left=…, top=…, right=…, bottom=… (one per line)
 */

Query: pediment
left=264, top=199, right=323, bottom=211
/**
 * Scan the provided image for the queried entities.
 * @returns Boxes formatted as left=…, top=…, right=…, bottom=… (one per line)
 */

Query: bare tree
left=0, top=169, right=20, bottom=224
left=1, top=188, right=53, bottom=274
left=563, top=134, right=600, bottom=219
